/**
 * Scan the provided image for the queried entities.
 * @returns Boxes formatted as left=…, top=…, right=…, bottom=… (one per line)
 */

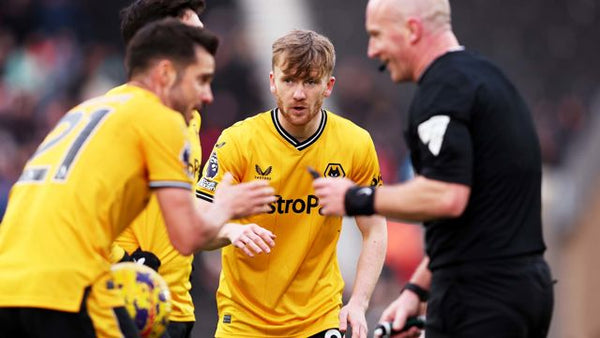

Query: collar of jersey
left=271, top=108, right=327, bottom=151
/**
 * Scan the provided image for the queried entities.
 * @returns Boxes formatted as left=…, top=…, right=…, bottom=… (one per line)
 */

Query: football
left=111, top=262, right=172, bottom=338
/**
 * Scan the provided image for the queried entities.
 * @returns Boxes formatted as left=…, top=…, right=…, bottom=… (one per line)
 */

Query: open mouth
left=291, top=106, right=306, bottom=113
left=378, top=60, right=389, bottom=72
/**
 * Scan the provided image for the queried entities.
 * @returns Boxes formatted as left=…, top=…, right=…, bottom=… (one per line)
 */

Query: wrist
left=401, top=282, right=429, bottom=302
left=344, top=186, right=376, bottom=216
left=347, top=296, right=369, bottom=312
left=210, top=200, right=233, bottom=225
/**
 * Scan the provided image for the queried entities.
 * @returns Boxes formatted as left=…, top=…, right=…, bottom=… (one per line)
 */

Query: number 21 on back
left=18, top=107, right=112, bottom=184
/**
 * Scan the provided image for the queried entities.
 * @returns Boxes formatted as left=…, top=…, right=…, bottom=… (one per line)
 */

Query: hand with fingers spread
left=376, top=292, right=422, bottom=338
left=223, top=223, right=276, bottom=257
left=312, top=177, right=356, bottom=216
left=339, top=301, right=368, bottom=338
left=213, top=172, right=276, bottom=219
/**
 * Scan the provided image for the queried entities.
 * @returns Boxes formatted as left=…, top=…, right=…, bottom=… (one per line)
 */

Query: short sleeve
left=137, top=110, right=193, bottom=190
left=409, top=76, right=475, bottom=185
left=351, top=131, right=383, bottom=187
left=195, top=129, right=244, bottom=202
left=413, top=115, right=473, bottom=185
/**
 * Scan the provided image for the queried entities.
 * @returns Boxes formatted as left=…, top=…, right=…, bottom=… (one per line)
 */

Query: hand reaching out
left=213, top=173, right=276, bottom=219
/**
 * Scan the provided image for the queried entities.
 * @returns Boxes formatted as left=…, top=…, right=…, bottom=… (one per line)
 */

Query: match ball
left=111, top=262, right=172, bottom=338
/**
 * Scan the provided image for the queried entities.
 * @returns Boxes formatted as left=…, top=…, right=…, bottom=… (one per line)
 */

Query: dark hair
left=125, top=18, right=218, bottom=79
left=120, top=0, right=206, bottom=44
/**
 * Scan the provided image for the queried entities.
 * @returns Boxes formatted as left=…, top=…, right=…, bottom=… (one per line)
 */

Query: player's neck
left=128, top=78, right=157, bottom=95
left=277, top=108, right=323, bottom=143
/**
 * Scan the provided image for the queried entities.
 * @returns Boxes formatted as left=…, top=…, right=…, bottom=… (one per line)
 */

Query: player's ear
left=157, top=60, right=177, bottom=87
left=323, top=76, right=335, bottom=97
left=269, top=71, right=276, bottom=94
left=155, top=60, right=177, bottom=87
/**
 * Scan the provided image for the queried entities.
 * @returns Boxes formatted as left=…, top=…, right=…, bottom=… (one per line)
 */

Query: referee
left=314, top=0, right=554, bottom=337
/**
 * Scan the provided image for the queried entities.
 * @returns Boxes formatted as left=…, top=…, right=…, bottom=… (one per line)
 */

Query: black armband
left=344, top=185, right=376, bottom=216
left=402, top=282, right=429, bottom=302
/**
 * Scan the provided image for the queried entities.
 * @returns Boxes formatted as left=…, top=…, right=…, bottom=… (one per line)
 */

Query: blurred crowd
left=1, top=0, right=597, bottom=335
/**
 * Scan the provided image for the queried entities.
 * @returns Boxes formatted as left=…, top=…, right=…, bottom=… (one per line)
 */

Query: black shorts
left=0, top=288, right=139, bottom=338
left=164, top=321, right=194, bottom=338
left=426, top=255, right=554, bottom=338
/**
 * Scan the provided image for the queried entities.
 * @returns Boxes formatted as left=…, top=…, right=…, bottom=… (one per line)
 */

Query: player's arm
left=156, top=173, right=275, bottom=256
left=339, top=214, right=387, bottom=337
left=195, top=199, right=276, bottom=256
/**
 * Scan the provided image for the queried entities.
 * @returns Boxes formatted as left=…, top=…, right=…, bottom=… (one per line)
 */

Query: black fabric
left=0, top=307, right=95, bottom=338
left=425, top=255, right=554, bottom=338
left=402, top=283, right=429, bottom=302
left=344, top=186, right=375, bottom=216
left=130, top=248, right=162, bottom=271
left=0, top=288, right=139, bottom=338
left=164, top=321, right=194, bottom=338
left=113, top=306, right=141, bottom=338
left=405, top=50, right=546, bottom=269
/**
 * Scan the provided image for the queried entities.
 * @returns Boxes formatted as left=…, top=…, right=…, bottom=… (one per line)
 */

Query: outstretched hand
left=213, top=173, right=276, bottom=219
left=313, top=177, right=356, bottom=216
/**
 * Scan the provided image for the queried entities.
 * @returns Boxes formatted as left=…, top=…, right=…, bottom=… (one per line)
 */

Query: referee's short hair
left=125, top=18, right=218, bottom=79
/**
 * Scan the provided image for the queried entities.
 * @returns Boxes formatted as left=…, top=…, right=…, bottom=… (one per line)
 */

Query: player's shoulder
left=325, top=110, right=373, bottom=140
left=221, top=109, right=272, bottom=136
left=103, top=84, right=174, bottom=116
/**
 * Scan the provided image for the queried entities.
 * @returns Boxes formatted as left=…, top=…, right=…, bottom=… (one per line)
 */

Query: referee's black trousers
left=426, top=254, right=554, bottom=338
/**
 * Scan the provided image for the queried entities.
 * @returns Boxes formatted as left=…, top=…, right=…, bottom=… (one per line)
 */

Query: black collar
left=271, top=108, right=327, bottom=151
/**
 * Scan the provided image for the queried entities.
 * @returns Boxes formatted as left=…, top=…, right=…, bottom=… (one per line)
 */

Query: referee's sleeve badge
left=417, top=115, right=450, bottom=156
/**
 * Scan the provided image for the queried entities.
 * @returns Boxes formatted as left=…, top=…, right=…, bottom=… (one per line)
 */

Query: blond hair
left=271, top=29, right=336, bottom=80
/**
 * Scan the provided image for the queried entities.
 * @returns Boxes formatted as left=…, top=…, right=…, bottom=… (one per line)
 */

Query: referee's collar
left=417, top=46, right=466, bottom=83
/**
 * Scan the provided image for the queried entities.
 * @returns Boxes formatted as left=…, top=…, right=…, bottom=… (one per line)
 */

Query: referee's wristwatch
left=401, top=282, right=429, bottom=302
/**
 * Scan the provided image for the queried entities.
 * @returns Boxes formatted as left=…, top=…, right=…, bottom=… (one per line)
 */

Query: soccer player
left=0, top=20, right=275, bottom=338
left=314, top=0, right=555, bottom=337
left=196, top=30, right=387, bottom=338
left=114, top=2, right=277, bottom=337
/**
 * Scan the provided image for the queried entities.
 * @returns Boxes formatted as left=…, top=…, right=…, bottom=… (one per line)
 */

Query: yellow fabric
left=87, top=273, right=127, bottom=338
left=0, top=84, right=192, bottom=313
left=113, top=110, right=202, bottom=322
left=197, top=109, right=382, bottom=337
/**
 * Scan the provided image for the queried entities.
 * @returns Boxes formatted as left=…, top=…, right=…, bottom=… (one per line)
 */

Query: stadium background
left=0, top=0, right=599, bottom=336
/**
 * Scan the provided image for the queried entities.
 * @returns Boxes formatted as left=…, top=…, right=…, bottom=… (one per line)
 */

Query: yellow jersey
left=0, top=84, right=192, bottom=313
left=112, top=109, right=202, bottom=322
left=197, top=109, right=382, bottom=337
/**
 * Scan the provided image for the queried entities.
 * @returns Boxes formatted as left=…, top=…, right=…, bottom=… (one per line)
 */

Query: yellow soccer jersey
left=0, top=84, right=192, bottom=313
left=113, top=110, right=202, bottom=322
left=197, top=109, right=382, bottom=337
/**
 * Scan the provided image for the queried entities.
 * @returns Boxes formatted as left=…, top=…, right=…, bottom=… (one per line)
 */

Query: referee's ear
left=407, top=17, right=423, bottom=45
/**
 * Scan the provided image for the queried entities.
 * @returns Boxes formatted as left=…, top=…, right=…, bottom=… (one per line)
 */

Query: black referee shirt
left=405, top=50, right=546, bottom=270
